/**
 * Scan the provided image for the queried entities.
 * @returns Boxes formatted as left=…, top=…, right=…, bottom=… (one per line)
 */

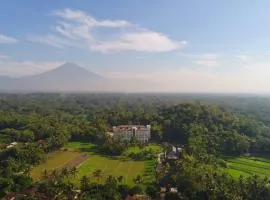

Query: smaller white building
left=6, top=142, right=18, bottom=149
left=112, top=125, right=151, bottom=143
left=165, top=146, right=183, bottom=160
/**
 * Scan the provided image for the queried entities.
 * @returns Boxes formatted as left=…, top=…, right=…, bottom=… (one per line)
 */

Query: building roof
left=113, top=125, right=150, bottom=131
left=170, top=187, right=178, bottom=193
left=10, top=142, right=18, bottom=145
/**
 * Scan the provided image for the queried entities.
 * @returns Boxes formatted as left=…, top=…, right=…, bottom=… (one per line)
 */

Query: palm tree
left=133, top=175, right=143, bottom=185
left=92, top=169, right=103, bottom=192
left=42, top=169, right=49, bottom=180
left=80, top=175, right=90, bottom=192
left=51, top=169, right=59, bottom=181
left=70, top=166, right=78, bottom=179
left=117, top=176, right=124, bottom=184
left=61, top=167, right=70, bottom=178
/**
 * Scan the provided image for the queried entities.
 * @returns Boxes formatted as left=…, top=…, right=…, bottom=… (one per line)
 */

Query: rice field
left=31, top=141, right=157, bottom=185
left=74, top=152, right=146, bottom=185
left=30, top=150, right=82, bottom=181
left=66, top=141, right=156, bottom=185
left=224, top=155, right=270, bottom=178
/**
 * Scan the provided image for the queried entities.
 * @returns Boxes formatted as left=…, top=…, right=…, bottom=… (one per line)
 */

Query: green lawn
left=124, top=143, right=163, bottom=155
left=64, top=141, right=95, bottom=151
left=65, top=141, right=157, bottom=185
left=224, top=155, right=270, bottom=178
left=75, top=153, right=145, bottom=185
left=30, top=151, right=81, bottom=181
left=31, top=142, right=157, bottom=185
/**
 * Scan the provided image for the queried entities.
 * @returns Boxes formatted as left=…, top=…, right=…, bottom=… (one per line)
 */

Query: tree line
left=2, top=93, right=270, bottom=199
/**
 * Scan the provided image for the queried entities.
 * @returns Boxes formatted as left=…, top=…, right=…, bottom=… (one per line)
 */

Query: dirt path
left=56, top=154, right=89, bottom=171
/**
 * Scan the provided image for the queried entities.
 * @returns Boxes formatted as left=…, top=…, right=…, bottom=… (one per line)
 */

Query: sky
left=1, top=0, right=270, bottom=93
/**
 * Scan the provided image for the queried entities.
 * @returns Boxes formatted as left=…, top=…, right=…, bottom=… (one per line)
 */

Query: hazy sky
left=1, top=0, right=270, bottom=92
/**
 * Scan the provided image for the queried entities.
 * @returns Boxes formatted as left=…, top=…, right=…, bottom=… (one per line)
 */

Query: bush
left=129, top=185, right=143, bottom=196
left=216, top=159, right=228, bottom=168
left=145, top=185, right=159, bottom=198
left=98, top=141, right=127, bottom=156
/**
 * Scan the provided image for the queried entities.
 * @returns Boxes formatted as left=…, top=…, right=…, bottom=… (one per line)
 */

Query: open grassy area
left=75, top=153, right=145, bottom=185
left=64, top=141, right=95, bottom=152
left=31, top=142, right=158, bottom=185
left=30, top=151, right=82, bottom=181
left=123, top=143, right=163, bottom=155
left=64, top=141, right=157, bottom=185
left=224, top=155, right=270, bottom=178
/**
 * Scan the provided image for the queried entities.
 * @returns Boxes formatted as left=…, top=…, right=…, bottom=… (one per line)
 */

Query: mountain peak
left=57, top=62, right=85, bottom=70
left=0, top=62, right=107, bottom=92
left=29, top=62, right=105, bottom=82
left=47, top=62, right=101, bottom=78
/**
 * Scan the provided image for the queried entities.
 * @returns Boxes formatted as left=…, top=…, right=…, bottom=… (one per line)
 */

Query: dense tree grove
left=1, top=93, right=270, bottom=199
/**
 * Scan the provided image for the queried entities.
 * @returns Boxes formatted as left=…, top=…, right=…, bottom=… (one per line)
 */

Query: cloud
left=91, top=32, right=185, bottom=52
left=52, top=8, right=131, bottom=28
left=27, top=34, right=82, bottom=48
left=28, top=8, right=185, bottom=52
left=193, top=54, right=220, bottom=67
left=0, top=58, right=63, bottom=77
left=180, top=53, right=221, bottom=67
left=193, top=59, right=219, bottom=67
left=0, top=55, right=9, bottom=60
left=0, top=34, right=18, bottom=44
left=236, top=54, right=249, bottom=62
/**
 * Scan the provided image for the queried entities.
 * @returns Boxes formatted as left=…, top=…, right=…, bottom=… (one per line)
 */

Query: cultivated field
left=65, top=142, right=156, bottom=185
left=224, top=155, right=270, bottom=178
left=75, top=153, right=145, bottom=185
left=31, top=142, right=157, bottom=185
left=30, top=151, right=82, bottom=181
left=123, top=143, right=163, bottom=155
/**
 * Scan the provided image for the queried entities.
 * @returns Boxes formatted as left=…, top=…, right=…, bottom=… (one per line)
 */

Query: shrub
left=217, top=159, right=228, bottom=168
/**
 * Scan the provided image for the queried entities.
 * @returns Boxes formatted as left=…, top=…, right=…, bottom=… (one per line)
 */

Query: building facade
left=164, top=146, right=183, bottom=160
left=112, top=125, right=151, bottom=143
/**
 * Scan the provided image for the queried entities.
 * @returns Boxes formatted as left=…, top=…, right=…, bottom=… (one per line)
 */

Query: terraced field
left=224, top=156, right=270, bottom=178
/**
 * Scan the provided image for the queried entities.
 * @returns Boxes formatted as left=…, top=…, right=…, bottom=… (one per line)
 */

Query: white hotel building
left=112, top=125, right=151, bottom=143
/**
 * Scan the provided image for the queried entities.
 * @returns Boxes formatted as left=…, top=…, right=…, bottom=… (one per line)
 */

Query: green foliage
left=98, top=141, right=127, bottom=156
left=123, top=144, right=162, bottom=161
left=0, top=178, right=13, bottom=197
left=160, top=103, right=270, bottom=155
left=145, top=185, right=159, bottom=198
left=2, top=93, right=270, bottom=198
left=129, top=185, right=143, bottom=196
left=80, top=175, right=91, bottom=192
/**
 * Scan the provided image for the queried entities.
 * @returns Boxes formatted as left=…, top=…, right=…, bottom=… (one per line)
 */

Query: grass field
left=30, top=151, right=81, bottom=181
left=123, top=143, right=163, bottom=155
left=224, top=155, right=270, bottom=178
left=65, top=141, right=156, bottom=185
left=31, top=141, right=157, bottom=185
left=75, top=153, right=145, bottom=185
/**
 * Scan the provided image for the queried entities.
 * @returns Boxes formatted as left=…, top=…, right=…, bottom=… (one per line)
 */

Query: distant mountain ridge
left=0, top=63, right=108, bottom=92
